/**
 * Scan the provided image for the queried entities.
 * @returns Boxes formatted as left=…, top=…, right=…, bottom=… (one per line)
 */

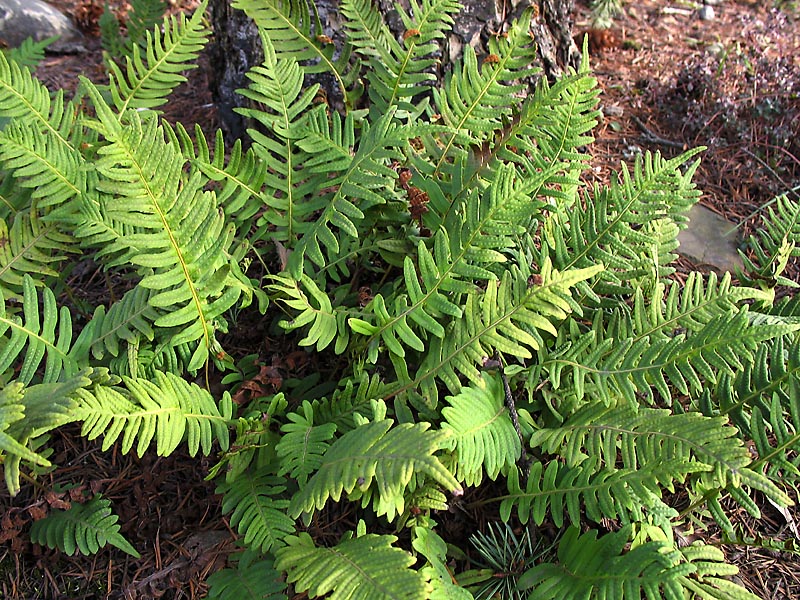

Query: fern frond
left=2, top=36, right=56, bottom=70
left=233, top=0, right=356, bottom=106
left=0, top=274, right=79, bottom=384
left=217, top=473, right=294, bottom=553
left=105, top=0, right=209, bottom=112
left=740, top=194, right=800, bottom=286
left=83, top=286, right=160, bottom=361
left=235, top=33, right=325, bottom=243
left=85, top=90, right=249, bottom=369
left=518, top=526, right=759, bottom=600
left=289, top=416, right=461, bottom=520
left=207, top=551, right=288, bottom=600
left=74, top=371, right=232, bottom=457
left=546, top=148, right=704, bottom=296
left=175, top=124, right=266, bottom=225
left=276, top=400, right=336, bottom=485
left=0, top=210, right=73, bottom=298
left=440, top=374, right=520, bottom=486
left=412, top=527, right=473, bottom=599
left=287, top=108, right=415, bottom=276
left=546, top=307, right=799, bottom=408
left=342, top=0, right=460, bottom=117
left=1, top=373, right=89, bottom=495
left=275, top=532, right=431, bottom=600
left=431, top=8, right=539, bottom=174
left=30, top=495, right=140, bottom=558
left=413, top=259, right=601, bottom=403
left=529, top=404, right=791, bottom=510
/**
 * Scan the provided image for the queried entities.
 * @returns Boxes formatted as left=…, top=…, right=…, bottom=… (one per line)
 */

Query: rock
left=0, top=0, right=84, bottom=52
left=698, top=5, right=715, bottom=21
left=677, top=204, right=743, bottom=273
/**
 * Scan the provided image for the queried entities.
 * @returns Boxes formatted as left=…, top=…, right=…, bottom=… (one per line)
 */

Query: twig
left=493, top=352, right=532, bottom=488
left=633, top=116, right=686, bottom=149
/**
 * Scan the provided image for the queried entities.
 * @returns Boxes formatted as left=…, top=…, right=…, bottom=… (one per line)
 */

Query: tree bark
left=207, top=0, right=579, bottom=141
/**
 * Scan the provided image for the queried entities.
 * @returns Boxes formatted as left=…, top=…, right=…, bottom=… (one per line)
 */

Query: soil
left=1, top=0, right=799, bottom=598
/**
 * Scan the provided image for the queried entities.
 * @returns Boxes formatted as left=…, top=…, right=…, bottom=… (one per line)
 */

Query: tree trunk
left=208, top=0, right=579, bottom=141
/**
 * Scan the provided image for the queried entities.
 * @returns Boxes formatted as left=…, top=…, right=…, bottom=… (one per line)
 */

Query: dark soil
left=2, top=0, right=799, bottom=598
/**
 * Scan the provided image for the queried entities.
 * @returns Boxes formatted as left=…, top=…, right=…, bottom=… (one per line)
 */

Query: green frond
left=105, top=0, right=210, bottom=112
left=413, top=527, right=473, bottom=600
left=121, top=0, right=168, bottom=55
left=74, top=371, right=232, bottom=457
left=84, top=91, right=249, bottom=369
left=414, top=259, right=601, bottom=404
left=270, top=274, right=344, bottom=352
left=440, top=374, right=520, bottom=486
left=740, top=194, right=800, bottom=286
left=289, top=416, right=461, bottom=520
left=236, top=33, right=325, bottom=242
left=0, top=209, right=73, bottom=298
left=501, top=458, right=681, bottom=529
left=217, top=473, right=294, bottom=553
left=431, top=8, right=540, bottom=175
left=29, top=495, right=140, bottom=558
left=276, top=400, right=337, bottom=485
left=545, top=148, right=704, bottom=296
left=309, top=371, right=387, bottom=432
left=83, top=286, right=160, bottom=361
left=0, top=274, right=79, bottom=384
left=546, top=306, right=799, bottom=408
left=342, top=0, right=460, bottom=117
left=530, top=404, right=791, bottom=510
left=287, top=108, right=415, bottom=276
left=1, top=373, right=89, bottom=495
left=1, top=36, right=56, bottom=70
left=233, top=0, right=357, bottom=106
left=518, top=526, right=759, bottom=600
left=175, top=124, right=266, bottom=225
left=207, top=552, right=288, bottom=600
left=275, top=532, right=431, bottom=600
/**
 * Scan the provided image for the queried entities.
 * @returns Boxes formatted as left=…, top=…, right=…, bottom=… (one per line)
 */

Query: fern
left=518, top=526, right=759, bottom=600
left=440, top=374, right=521, bottom=486
left=289, top=407, right=461, bottom=520
left=29, top=495, right=140, bottom=558
left=104, top=0, right=210, bottom=112
left=275, top=532, right=431, bottom=600
left=73, top=371, right=232, bottom=457
left=207, top=551, right=288, bottom=600
left=217, top=473, right=295, bottom=554
left=740, top=193, right=800, bottom=286
left=276, top=400, right=337, bottom=485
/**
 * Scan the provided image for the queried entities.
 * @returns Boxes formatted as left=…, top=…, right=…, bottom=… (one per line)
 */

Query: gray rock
left=698, top=5, right=715, bottom=21
left=0, top=0, right=84, bottom=52
left=677, top=204, right=743, bottom=273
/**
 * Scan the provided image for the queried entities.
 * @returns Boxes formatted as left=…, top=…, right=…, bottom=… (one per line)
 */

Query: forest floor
left=1, top=0, right=799, bottom=598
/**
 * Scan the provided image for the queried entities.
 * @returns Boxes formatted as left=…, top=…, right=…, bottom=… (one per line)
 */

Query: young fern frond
left=440, top=374, right=521, bottom=486
left=275, top=532, right=431, bottom=600
left=518, top=526, right=759, bottom=600
left=217, top=473, right=295, bottom=554
left=29, top=495, right=140, bottom=558
left=289, top=414, right=461, bottom=521
left=83, top=286, right=160, bottom=361
left=1, top=36, right=56, bottom=70
left=0, top=275, right=80, bottom=384
left=105, top=0, right=210, bottom=113
left=73, top=371, right=232, bottom=457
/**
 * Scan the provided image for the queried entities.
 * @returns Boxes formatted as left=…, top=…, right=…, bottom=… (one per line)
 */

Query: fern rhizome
left=1, top=0, right=799, bottom=598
